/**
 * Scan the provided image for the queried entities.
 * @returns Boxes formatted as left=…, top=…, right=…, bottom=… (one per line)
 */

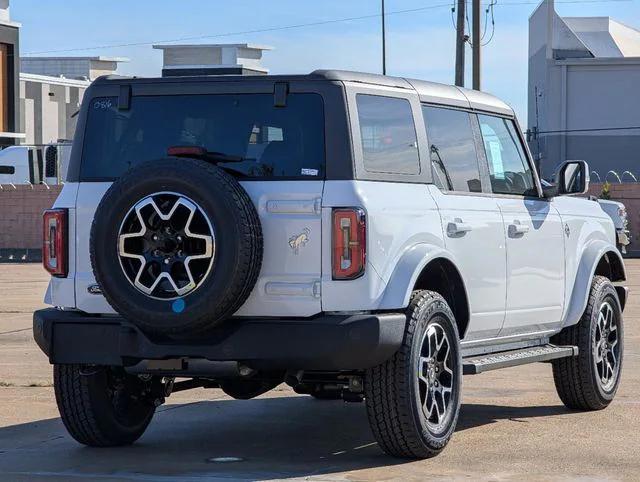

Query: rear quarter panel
left=45, top=182, right=79, bottom=308
left=321, top=180, right=443, bottom=311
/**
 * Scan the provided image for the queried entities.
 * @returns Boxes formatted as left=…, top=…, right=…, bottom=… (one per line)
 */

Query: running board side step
left=463, top=344, right=578, bottom=375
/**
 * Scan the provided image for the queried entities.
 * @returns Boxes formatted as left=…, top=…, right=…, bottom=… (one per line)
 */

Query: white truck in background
left=0, top=143, right=72, bottom=185
left=598, top=199, right=630, bottom=253
left=0, top=146, right=29, bottom=184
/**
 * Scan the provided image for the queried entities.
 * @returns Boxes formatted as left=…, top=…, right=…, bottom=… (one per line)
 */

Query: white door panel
left=429, top=186, right=506, bottom=340
left=497, top=198, right=565, bottom=335
left=73, top=180, right=324, bottom=317
left=234, top=180, right=323, bottom=317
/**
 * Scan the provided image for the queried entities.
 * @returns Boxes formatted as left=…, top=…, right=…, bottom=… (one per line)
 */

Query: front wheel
left=552, top=275, right=624, bottom=410
left=54, top=365, right=158, bottom=447
left=365, top=290, right=462, bottom=459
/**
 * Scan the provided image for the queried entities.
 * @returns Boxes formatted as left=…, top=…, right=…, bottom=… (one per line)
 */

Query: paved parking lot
left=0, top=263, right=638, bottom=481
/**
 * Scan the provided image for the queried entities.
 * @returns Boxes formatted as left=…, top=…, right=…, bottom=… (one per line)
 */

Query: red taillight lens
left=167, top=145, right=206, bottom=157
left=332, top=208, right=366, bottom=280
left=43, top=209, right=68, bottom=277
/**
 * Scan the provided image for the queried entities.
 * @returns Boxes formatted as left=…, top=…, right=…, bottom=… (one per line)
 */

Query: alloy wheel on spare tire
left=91, top=157, right=263, bottom=339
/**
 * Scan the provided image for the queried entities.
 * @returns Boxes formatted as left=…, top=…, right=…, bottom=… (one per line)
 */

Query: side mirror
left=544, top=160, right=590, bottom=198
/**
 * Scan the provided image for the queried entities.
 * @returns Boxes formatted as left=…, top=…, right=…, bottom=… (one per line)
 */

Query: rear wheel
left=552, top=276, right=624, bottom=410
left=365, top=291, right=462, bottom=458
left=54, top=365, right=158, bottom=447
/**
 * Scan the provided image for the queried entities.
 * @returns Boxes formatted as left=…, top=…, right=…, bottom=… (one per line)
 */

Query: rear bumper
left=33, top=308, right=406, bottom=371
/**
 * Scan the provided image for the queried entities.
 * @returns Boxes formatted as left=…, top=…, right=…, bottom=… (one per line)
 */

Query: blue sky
left=14, top=0, right=640, bottom=122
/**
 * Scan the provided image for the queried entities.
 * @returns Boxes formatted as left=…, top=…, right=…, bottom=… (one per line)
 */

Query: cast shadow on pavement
left=0, top=395, right=574, bottom=481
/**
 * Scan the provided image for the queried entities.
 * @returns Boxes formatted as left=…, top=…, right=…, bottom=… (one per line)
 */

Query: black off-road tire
left=365, top=291, right=462, bottom=459
left=54, top=364, right=156, bottom=447
left=552, top=275, right=624, bottom=410
left=91, top=157, right=263, bottom=339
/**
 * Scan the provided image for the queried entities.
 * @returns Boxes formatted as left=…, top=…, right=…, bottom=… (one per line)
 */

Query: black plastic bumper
left=33, top=309, right=406, bottom=371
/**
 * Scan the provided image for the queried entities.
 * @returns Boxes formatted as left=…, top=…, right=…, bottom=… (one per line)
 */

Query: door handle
left=447, top=219, right=473, bottom=236
left=509, top=221, right=530, bottom=236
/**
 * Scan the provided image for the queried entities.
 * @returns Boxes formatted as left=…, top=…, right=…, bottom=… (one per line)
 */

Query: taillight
left=167, top=145, right=206, bottom=157
left=332, top=208, right=366, bottom=280
left=43, top=209, right=68, bottom=277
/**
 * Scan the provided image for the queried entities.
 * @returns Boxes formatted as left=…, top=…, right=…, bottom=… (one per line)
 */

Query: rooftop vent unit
left=152, top=43, right=273, bottom=77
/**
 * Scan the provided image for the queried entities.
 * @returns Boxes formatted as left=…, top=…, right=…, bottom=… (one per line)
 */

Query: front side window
left=422, top=105, right=481, bottom=193
left=80, top=93, right=325, bottom=180
left=356, top=94, right=420, bottom=175
left=478, top=114, right=536, bottom=196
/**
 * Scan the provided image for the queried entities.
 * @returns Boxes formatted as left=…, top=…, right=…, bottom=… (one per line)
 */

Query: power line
left=481, top=0, right=497, bottom=46
left=496, top=0, right=629, bottom=5
left=24, top=0, right=634, bottom=56
left=25, top=3, right=454, bottom=55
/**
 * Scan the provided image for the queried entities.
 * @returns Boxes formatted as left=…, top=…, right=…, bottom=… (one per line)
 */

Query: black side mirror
left=544, top=160, right=590, bottom=198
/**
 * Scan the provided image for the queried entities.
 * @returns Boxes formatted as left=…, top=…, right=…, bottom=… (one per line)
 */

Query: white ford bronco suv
left=34, top=70, right=627, bottom=459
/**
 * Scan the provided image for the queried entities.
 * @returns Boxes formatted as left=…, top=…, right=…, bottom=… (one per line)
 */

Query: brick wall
left=0, top=185, right=62, bottom=260
left=589, top=183, right=640, bottom=256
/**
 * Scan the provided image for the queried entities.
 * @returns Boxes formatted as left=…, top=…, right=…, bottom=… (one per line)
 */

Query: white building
left=528, top=0, right=640, bottom=180
left=153, top=43, right=272, bottom=77
left=19, top=73, right=90, bottom=145
left=21, top=56, right=129, bottom=81
left=18, top=56, right=128, bottom=145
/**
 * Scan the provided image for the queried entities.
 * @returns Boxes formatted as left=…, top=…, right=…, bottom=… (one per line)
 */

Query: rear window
left=356, top=94, right=420, bottom=175
left=80, top=93, right=325, bottom=180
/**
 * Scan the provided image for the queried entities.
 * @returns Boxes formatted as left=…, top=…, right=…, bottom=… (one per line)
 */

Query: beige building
left=20, top=56, right=129, bottom=82
left=0, top=0, right=22, bottom=145
left=19, top=73, right=90, bottom=145
left=18, top=57, right=128, bottom=145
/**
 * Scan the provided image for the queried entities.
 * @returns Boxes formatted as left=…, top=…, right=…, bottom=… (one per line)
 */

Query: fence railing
left=591, top=170, right=640, bottom=184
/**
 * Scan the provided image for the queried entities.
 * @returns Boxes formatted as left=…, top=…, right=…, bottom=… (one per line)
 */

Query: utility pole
left=472, top=0, right=481, bottom=90
left=454, top=0, right=466, bottom=87
left=381, top=0, right=387, bottom=75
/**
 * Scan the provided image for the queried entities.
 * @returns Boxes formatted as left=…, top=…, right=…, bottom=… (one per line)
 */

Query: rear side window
left=356, top=94, right=420, bottom=175
left=80, top=93, right=325, bottom=180
left=478, top=114, right=536, bottom=196
left=422, top=106, right=481, bottom=193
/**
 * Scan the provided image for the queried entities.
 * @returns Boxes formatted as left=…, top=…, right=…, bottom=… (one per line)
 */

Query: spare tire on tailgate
left=90, top=157, right=263, bottom=339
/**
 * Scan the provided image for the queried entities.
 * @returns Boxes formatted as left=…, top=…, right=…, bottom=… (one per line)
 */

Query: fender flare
left=378, top=243, right=468, bottom=310
left=563, top=240, right=626, bottom=328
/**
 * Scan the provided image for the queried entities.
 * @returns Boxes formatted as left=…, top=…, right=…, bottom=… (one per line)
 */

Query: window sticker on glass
left=301, top=168, right=319, bottom=176
left=93, top=99, right=113, bottom=110
left=488, top=141, right=504, bottom=179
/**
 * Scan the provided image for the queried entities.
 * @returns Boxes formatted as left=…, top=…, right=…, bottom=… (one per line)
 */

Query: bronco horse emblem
left=288, top=228, right=310, bottom=254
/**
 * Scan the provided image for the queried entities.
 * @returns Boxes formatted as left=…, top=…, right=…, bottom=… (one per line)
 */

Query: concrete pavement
left=0, top=263, right=638, bottom=481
